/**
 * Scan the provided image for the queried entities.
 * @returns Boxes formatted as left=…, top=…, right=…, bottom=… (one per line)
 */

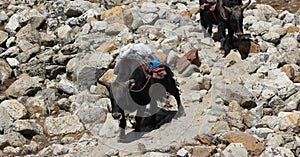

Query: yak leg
left=163, top=77, right=185, bottom=117
left=215, top=22, right=226, bottom=42
left=134, top=116, right=142, bottom=132
left=119, top=110, right=126, bottom=138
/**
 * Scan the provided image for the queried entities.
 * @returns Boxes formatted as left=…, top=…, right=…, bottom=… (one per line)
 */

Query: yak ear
left=98, top=80, right=111, bottom=89
left=241, top=0, right=251, bottom=10
left=223, top=5, right=232, bottom=13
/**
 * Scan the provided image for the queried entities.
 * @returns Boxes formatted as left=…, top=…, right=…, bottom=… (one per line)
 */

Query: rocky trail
left=0, top=0, right=300, bottom=156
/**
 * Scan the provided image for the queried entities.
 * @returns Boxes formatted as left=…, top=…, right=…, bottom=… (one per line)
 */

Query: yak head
left=98, top=79, right=135, bottom=120
left=222, top=0, right=251, bottom=36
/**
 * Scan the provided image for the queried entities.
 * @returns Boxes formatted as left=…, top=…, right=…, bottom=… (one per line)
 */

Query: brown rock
left=87, top=17, right=97, bottom=24
left=286, top=26, right=300, bottom=33
left=0, top=30, right=8, bottom=45
left=249, top=40, right=260, bottom=54
left=293, top=75, right=300, bottom=83
left=16, top=73, right=30, bottom=79
left=210, top=121, right=230, bottom=135
left=180, top=10, right=192, bottom=17
left=101, top=6, right=133, bottom=28
left=229, top=101, right=241, bottom=112
left=99, top=69, right=115, bottom=83
left=223, top=131, right=265, bottom=155
left=281, top=65, right=295, bottom=80
left=191, top=146, right=216, bottom=157
left=194, top=135, right=215, bottom=146
left=152, top=51, right=167, bottom=63
left=176, top=48, right=200, bottom=74
left=96, top=41, right=118, bottom=53
left=184, top=48, right=201, bottom=67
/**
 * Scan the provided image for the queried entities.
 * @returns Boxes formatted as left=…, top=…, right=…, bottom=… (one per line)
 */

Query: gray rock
left=266, top=133, right=284, bottom=147
left=222, top=143, right=248, bottom=157
left=249, top=21, right=272, bottom=35
left=262, top=32, right=281, bottom=44
left=177, top=147, right=189, bottom=157
left=0, top=99, right=27, bottom=120
left=209, top=121, right=230, bottom=135
left=0, top=46, right=20, bottom=58
left=282, top=91, right=300, bottom=112
left=131, top=8, right=145, bottom=30
left=265, top=116, right=280, bottom=130
left=0, top=11, right=8, bottom=22
left=44, top=114, right=84, bottom=136
left=254, top=4, right=278, bottom=21
left=17, top=45, right=40, bottom=63
left=141, top=152, right=172, bottom=157
left=4, top=14, right=21, bottom=33
left=70, top=91, right=109, bottom=134
left=90, top=21, right=107, bottom=33
left=278, top=112, right=300, bottom=132
left=0, top=106, right=13, bottom=134
left=181, top=64, right=199, bottom=77
left=56, top=98, right=71, bottom=112
left=65, top=2, right=83, bottom=17
left=12, top=119, right=43, bottom=137
left=18, top=39, right=34, bottom=52
left=140, top=2, right=159, bottom=13
left=0, top=59, right=12, bottom=84
left=6, top=58, right=19, bottom=68
left=45, top=65, right=65, bottom=79
left=52, top=144, right=69, bottom=156
left=260, top=146, right=295, bottom=157
left=25, top=95, right=47, bottom=118
left=254, top=128, right=274, bottom=139
left=5, top=37, right=16, bottom=48
left=41, top=33, right=57, bottom=47
left=21, top=141, right=39, bottom=155
left=216, top=83, right=256, bottom=109
left=57, top=25, right=75, bottom=44
left=142, top=13, right=159, bottom=25
left=226, top=112, right=245, bottom=129
left=5, top=132, right=27, bottom=147
left=279, top=10, right=295, bottom=24
left=2, top=146, right=21, bottom=155
left=0, top=31, right=8, bottom=46
left=57, top=77, right=77, bottom=95
left=79, top=9, right=101, bottom=22
left=5, top=76, right=43, bottom=98
left=243, top=15, right=258, bottom=28
left=105, top=23, right=129, bottom=36
left=278, top=37, right=299, bottom=54
left=27, top=9, right=46, bottom=28
left=37, top=145, right=53, bottom=156
left=243, top=110, right=262, bottom=128
left=266, top=69, right=297, bottom=99
left=98, top=114, right=119, bottom=138
left=16, top=24, right=41, bottom=43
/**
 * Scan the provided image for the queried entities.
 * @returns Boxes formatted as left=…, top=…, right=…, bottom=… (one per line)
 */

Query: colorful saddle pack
left=115, top=53, right=167, bottom=79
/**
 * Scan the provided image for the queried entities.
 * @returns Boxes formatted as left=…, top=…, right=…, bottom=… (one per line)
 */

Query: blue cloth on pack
left=128, top=53, right=162, bottom=69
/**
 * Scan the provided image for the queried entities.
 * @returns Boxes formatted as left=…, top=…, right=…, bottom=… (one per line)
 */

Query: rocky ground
left=0, top=0, right=300, bottom=156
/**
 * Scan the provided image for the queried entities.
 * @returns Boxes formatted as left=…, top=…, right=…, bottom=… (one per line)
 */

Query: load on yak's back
left=98, top=43, right=185, bottom=139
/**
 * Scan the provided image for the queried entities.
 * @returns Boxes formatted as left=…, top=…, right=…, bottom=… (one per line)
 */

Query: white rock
left=222, top=143, right=248, bottom=157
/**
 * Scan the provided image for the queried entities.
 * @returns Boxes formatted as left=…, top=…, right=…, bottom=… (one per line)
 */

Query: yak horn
left=241, top=0, right=251, bottom=10
left=223, top=6, right=232, bottom=13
